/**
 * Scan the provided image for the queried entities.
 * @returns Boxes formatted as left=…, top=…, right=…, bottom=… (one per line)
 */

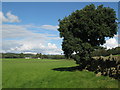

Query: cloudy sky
left=1, top=2, right=119, bottom=54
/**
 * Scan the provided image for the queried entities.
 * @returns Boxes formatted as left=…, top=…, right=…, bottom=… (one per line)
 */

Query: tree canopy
left=58, top=4, right=118, bottom=66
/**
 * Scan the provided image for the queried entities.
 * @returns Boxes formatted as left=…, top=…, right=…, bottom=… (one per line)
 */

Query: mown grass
left=2, top=58, right=119, bottom=88
left=113, top=54, right=120, bottom=56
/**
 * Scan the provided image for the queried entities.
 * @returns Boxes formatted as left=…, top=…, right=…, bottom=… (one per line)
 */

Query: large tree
left=58, top=4, right=118, bottom=68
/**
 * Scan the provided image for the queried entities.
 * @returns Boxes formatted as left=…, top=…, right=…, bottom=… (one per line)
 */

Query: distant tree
left=39, top=53, right=42, bottom=58
left=42, top=54, right=48, bottom=59
left=35, top=53, right=42, bottom=58
left=58, top=4, right=118, bottom=68
left=19, top=53, right=24, bottom=58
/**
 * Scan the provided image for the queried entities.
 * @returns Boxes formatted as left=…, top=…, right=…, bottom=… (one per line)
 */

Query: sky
left=1, top=2, right=119, bottom=55
left=2, top=0, right=120, bottom=2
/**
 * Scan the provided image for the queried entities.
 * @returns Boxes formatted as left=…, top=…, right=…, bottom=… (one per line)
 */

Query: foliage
left=19, top=53, right=25, bottom=58
left=42, top=54, right=65, bottom=59
left=86, top=57, right=120, bottom=80
left=2, top=53, right=34, bottom=58
left=35, top=53, right=42, bottom=58
left=1, top=53, right=65, bottom=59
left=58, top=4, right=118, bottom=66
left=1, top=47, right=120, bottom=59
left=92, top=47, right=120, bottom=56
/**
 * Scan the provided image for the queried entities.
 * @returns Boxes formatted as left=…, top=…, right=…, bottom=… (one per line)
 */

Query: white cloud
left=4, top=40, right=63, bottom=55
left=2, top=39, right=63, bottom=54
left=1, top=24, right=58, bottom=39
left=119, top=44, right=120, bottom=47
left=0, top=12, right=8, bottom=23
left=48, top=43, right=57, bottom=49
left=103, top=37, right=118, bottom=49
left=23, top=52, right=37, bottom=55
left=40, top=25, right=59, bottom=31
left=114, top=35, right=118, bottom=37
left=1, top=24, right=60, bottom=40
left=2, top=24, right=63, bottom=54
left=0, top=11, right=61, bottom=54
left=2, top=23, right=118, bottom=54
left=6, top=11, right=21, bottom=23
left=0, top=11, right=20, bottom=23
left=2, top=24, right=34, bottom=38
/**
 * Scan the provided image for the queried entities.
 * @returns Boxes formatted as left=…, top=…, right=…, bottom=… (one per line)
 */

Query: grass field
left=2, top=58, right=119, bottom=88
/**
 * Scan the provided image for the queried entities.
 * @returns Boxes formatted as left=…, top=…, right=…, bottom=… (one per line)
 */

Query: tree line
left=1, top=46, right=120, bottom=59
left=1, top=53, right=65, bottom=59
left=92, top=46, right=120, bottom=57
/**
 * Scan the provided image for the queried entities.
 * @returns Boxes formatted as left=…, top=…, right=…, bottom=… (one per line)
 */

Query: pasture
left=2, top=58, right=119, bottom=88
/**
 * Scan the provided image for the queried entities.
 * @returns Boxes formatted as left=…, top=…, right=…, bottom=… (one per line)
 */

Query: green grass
left=113, top=54, right=120, bottom=56
left=2, top=58, right=119, bottom=88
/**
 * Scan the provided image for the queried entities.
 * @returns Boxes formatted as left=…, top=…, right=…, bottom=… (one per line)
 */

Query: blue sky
left=1, top=2, right=119, bottom=54
left=2, top=2, right=118, bottom=24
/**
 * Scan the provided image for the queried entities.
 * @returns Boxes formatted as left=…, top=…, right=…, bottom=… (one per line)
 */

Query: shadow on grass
left=52, top=56, right=120, bottom=80
left=52, top=65, right=120, bottom=81
left=52, top=66, right=82, bottom=72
